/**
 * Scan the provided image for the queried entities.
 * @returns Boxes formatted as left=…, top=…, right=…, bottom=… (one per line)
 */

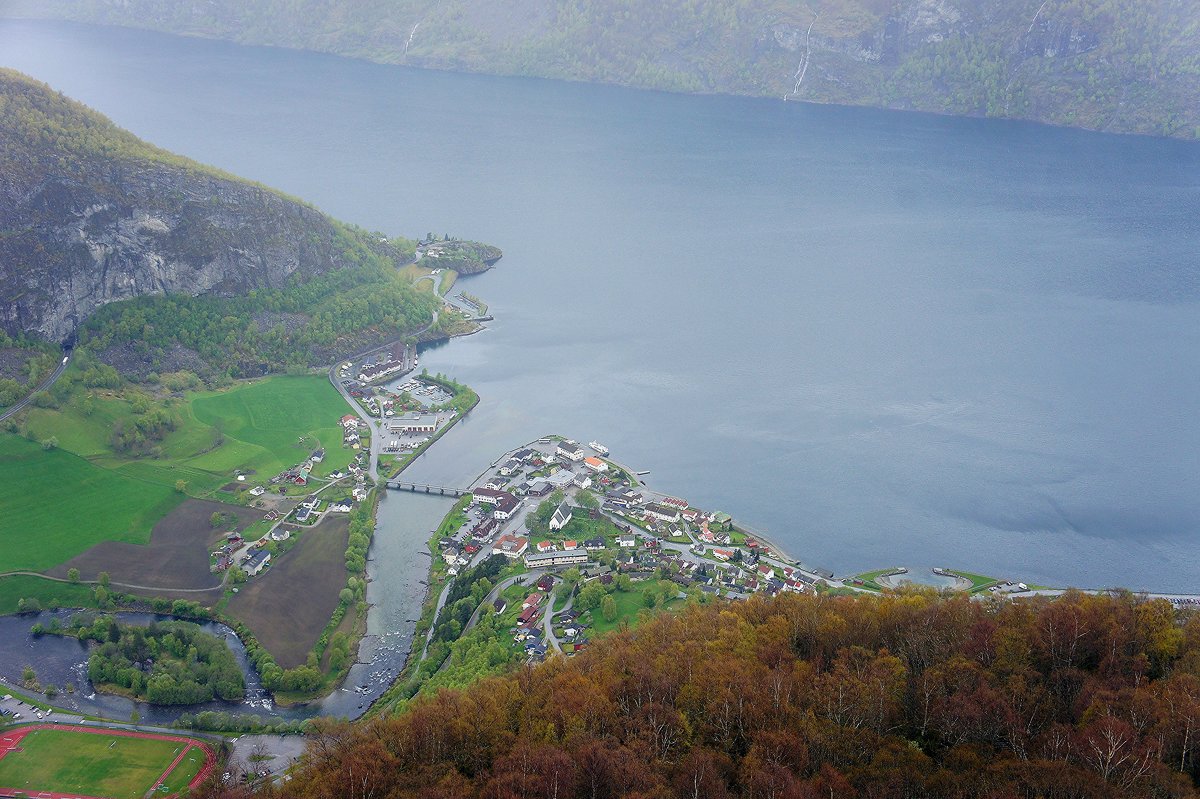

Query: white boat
left=588, top=441, right=609, bottom=456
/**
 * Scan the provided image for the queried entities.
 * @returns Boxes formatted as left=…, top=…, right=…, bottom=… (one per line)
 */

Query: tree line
left=202, top=590, right=1200, bottom=799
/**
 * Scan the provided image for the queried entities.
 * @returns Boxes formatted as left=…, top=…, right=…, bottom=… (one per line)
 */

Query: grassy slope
left=2, top=374, right=354, bottom=575
left=0, top=728, right=180, bottom=799
left=0, top=574, right=98, bottom=614
left=0, top=436, right=182, bottom=572
left=188, top=375, right=353, bottom=478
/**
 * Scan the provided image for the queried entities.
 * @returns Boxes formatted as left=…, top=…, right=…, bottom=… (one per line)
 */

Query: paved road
left=0, top=352, right=68, bottom=423
left=328, top=361, right=381, bottom=484
left=542, top=590, right=575, bottom=654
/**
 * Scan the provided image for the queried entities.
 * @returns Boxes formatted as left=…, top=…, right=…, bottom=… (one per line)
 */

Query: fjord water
left=3, top=21, right=1198, bottom=592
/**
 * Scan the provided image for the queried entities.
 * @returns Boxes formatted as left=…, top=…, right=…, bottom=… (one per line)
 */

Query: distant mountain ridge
left=6, top=0, right=1200, bottom=139
left=0, top=68, right=416, bottom=345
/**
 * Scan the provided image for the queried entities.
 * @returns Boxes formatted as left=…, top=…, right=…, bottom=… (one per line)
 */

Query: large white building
left=387, top=413, right=440, bottom=434
left=523, top=549, right=589, bottom=569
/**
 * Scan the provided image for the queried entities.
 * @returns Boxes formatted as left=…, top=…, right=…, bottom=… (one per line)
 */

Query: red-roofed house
left=583, top=456, right=608, bottom=473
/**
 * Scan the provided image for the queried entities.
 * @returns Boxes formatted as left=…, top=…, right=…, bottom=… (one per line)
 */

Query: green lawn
left=188, top=375, right=353, bottom=478
left=0, top=574, right=99, bottom=615
left=589, top=589, right=658, bottom=637
left=0, top=436, right=183, bottom=572
left=0, top=728, right=186, bottom=799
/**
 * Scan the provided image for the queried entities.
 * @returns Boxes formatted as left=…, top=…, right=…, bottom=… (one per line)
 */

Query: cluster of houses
left=341, top=414, right=365, bottom=449
left=211, top=531, right=272, bottom=577
left=358, top=358, right=407, bottom=383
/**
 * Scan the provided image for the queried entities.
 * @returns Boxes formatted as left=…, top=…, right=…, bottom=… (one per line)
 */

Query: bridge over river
left=385, top=481, right=469, bottom=497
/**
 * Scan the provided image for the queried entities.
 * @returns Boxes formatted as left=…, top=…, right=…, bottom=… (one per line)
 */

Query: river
left=1, top=20, right=1198, bottom=595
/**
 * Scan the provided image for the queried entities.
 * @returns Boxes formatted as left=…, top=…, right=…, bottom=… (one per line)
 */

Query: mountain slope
left=0, top=68, right=420, bottom=345
left=221, top=591, right=1200, bottom=799
left=7, top=0, right=1200, bottom=139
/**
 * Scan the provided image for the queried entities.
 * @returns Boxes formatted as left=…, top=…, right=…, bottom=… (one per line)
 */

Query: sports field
left=0, top=726, right=215, bottom=799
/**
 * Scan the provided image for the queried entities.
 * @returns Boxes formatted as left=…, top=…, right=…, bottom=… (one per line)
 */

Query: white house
left=493, top=495, right=520, bottom=520
left=244, top=549, right=271, bottom=576
left=556, top=441, right=585, bottom=462
left=492, top=534, right=529, bottom=559
left=583, top=456, right=608, bottom=473
left=549, top=501, right=573, bottom=532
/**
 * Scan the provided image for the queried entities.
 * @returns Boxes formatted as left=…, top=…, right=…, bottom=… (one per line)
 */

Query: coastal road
left=0, top=351, right=69, bottom=423
left=327, top=361, right=381, bottom=484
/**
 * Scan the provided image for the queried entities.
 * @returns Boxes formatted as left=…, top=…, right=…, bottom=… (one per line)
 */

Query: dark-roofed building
left=549, top=501, right=573, bottom=531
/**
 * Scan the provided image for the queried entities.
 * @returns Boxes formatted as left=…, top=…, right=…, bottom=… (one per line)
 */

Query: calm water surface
left=2, top=20, right=1199, bottom=591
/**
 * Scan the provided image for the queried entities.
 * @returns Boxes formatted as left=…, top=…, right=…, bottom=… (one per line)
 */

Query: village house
left=522, top=592, right=544, bottom=610
left=549, top=501, right=573, bottom=532
left=660, top=496, right=689, bottom=510
left=244, top=549, right=271, bottom=576
left=492, top=534, right=529, bottom=559
left=583, top=537, right=606, bottom=551
left=562, top=540, right=579, bottom=551
left=643, top=502, right=681, bottom=524
left=543, top=470, right=575, bottom=490
left=329, top=499, right=353, bottom=513
left=536, top=540, right=556, bottom=553
left=248, top=485, right=265, bottom=497
left=358, top=359, right=406, bottom=382
left=583, top=456, right=608, bottom=473
left=493, top=495, right=520, bottom=520
left=712, top=548, right=734, bottom=561
left=310, top=448, right=325, bottom=463
left=341, top=414, right=359, bottom=429
left=616, top=534, right=637, bottom=548
left=556, top=440, right=585, bottom=462
left=498, top=459, right=523, bottom=476
left=472, top=487, right=510, bottom=505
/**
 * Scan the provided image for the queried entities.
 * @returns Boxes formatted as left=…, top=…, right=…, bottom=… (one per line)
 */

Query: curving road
left=0, top=352, right=69, bottom=423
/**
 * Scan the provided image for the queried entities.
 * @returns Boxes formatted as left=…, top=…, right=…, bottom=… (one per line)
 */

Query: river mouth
left=0, top=490, right=455, bottom=725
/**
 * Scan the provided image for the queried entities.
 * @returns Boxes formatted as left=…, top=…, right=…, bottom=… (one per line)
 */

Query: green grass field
left=0, top=728, right=186, bottom=799
left=158, top=743, right=208, bottom=795
left=0, top=436, right=183, bottom=572
left=188, top=375, right=353, bottom=478
left=3, top=374, right=356, bottom=576
left=588, top=589, right=680, bottom=637
left=0, top=574, right=99, bottom=615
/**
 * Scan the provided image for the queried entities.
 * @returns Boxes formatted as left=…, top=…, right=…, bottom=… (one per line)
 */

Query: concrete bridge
left=385, top=481, right=469, bottom=497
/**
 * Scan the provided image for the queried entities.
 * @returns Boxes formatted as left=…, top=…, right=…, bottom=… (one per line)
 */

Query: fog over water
left=3, top=20, right=1199, bottom=591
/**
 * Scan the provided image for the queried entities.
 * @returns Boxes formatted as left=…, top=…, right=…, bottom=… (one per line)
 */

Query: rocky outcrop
left=0, top=69, right=390, bottom=344
left=416, top=240, right=504, bottom=275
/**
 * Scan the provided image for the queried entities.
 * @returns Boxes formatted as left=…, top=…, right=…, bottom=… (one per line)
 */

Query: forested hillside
left=206, top=590, right=1200, bottom=799
left=9, top=0, right=1200, bottom=138
left=0, top=69, right=437, bottom=371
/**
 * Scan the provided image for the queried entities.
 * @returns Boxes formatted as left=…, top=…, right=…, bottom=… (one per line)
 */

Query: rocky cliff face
left=10, top=0, right=1196, bottom=139
left=0, top=70, right=378, bottom=344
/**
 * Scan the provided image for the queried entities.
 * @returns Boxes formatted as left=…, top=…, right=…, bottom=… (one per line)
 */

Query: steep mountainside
left=0, top=68, right=417, bottom=345
left=8, top=0, right=1200, bottom=139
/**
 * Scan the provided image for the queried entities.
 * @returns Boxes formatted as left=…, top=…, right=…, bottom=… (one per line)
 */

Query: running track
left=0, top=724, right=216, bottom=799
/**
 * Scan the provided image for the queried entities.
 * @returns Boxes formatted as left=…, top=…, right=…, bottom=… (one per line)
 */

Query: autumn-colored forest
left=213, top=591, right=1200, bottom=799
